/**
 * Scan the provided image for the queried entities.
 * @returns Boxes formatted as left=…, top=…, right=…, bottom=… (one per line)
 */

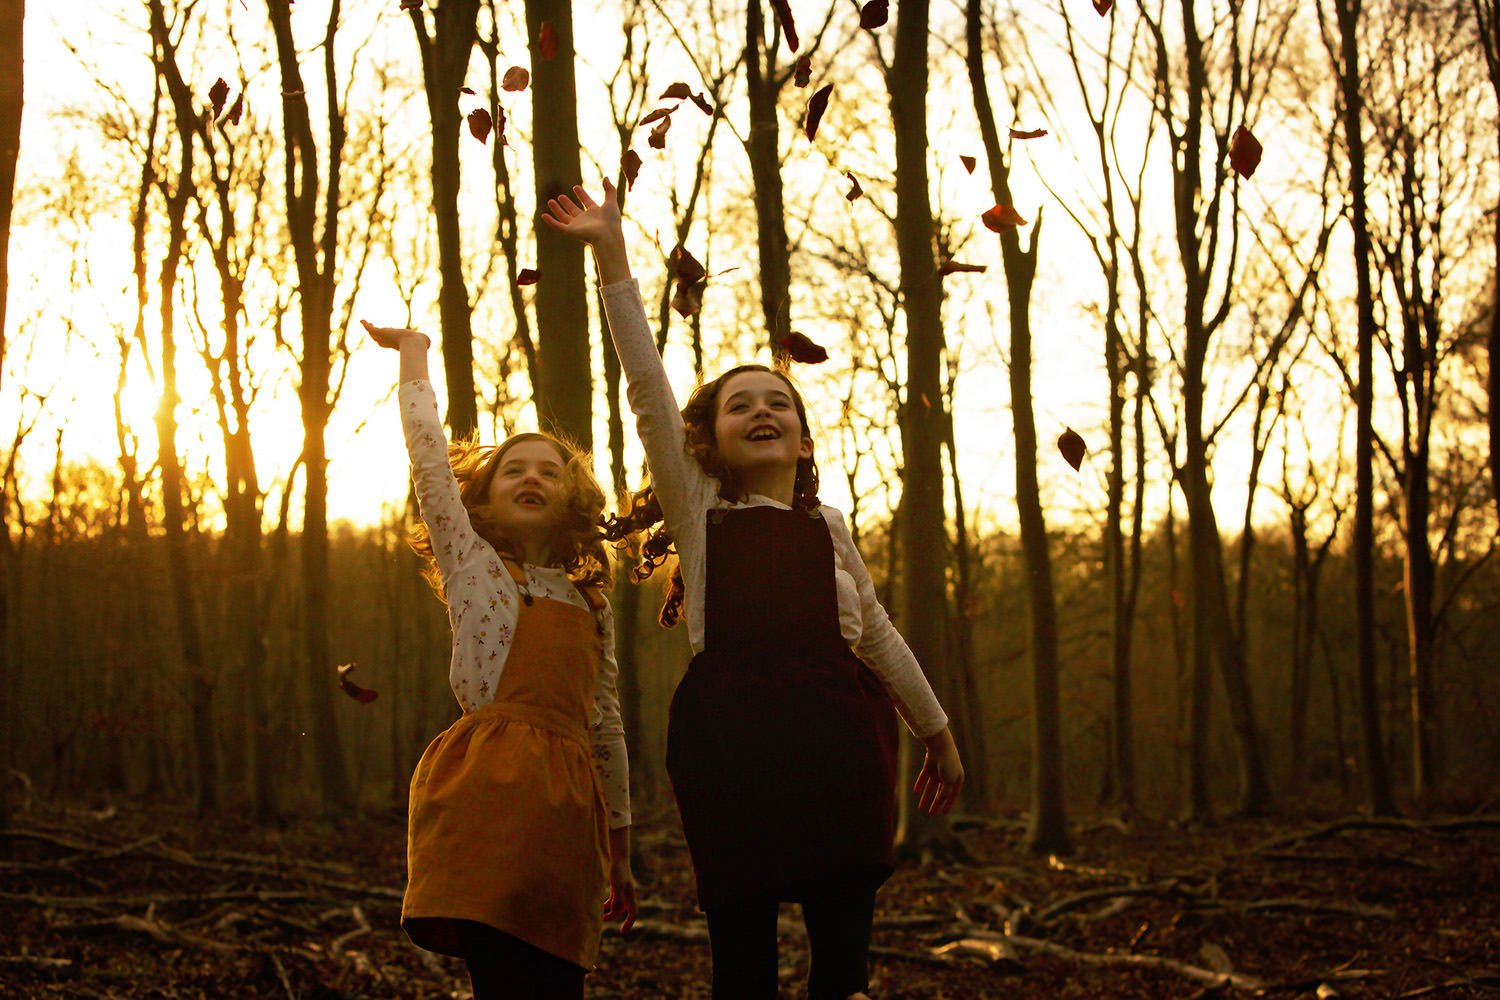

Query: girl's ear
left=799, top=436, right=814, bottom=460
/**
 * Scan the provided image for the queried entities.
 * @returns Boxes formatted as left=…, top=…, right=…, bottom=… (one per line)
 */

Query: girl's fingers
left=602, top=176, right=616, bottom=199
left=573, top=184, right=597, bottom=210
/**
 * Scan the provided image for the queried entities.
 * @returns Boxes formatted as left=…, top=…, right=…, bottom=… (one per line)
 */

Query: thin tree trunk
left=965, top=0, right=1066, bottom=853
left=411, top=0, right=481, bottom=438
left=745, top=0, right=792, bottom=355
left=0, top=0, right=23, bottom=836
left=889, top=0, right=960, bottom=858
left=525, top=0, right=591, bottom=448
left=268, top=0, right=352, bottom=810
left=1330, top=0, right=1397, bottom=816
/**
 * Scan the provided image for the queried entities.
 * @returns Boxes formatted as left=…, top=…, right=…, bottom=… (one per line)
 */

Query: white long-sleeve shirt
left=399, top=379, right=631, bottom=828
left=600, top=279, right=949, bottom=739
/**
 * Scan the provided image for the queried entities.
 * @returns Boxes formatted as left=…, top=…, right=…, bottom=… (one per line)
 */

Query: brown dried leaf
left=780, top=331, right=829, bottom=364
left=794, top=56, right=812, bottom=88
left=516, top=268, right=540, bottom=286
left=467, top=107, right=492, bottom=143
left=649, top=115, right=672, bottom=149
left=960, top=154, right=977, bottom=174
left=769, top=0, right=800, bottom=52
left=690, top=92, right=714, bottom=116
left=1058, top=427, right=1086, bottom=470
left=1230, top=124, right=1263, bottom=179
left=669, top=244, right=706, bottom=285
left=859, top=0, right=889, bottom=29
left=623, top=149, right=642, bottom=190
left=939, top=259, right=988, bottom=275
left=1093, top=0, right=1113, bottom=14
left=980, top=204, right=1027, bottom=232
left=209, top=77, right=229, bottom=119
left=639, top=107, right=672, bottom=126
left=1010, top=127, right=1048, bottom=140
left=845, top=172, right=863, bottom=202
left=804, top=83, right=833, bottom=142
left=660, top=82, right=693, bottom=100
left=502, top=66, right=530, bottom=92
left=337, top=663, right=379, bottom=704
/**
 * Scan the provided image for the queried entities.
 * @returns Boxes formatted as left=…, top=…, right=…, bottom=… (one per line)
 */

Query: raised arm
left=365, top=322, right=489, bottom=587
left=541, top=181, right=713, bottom=534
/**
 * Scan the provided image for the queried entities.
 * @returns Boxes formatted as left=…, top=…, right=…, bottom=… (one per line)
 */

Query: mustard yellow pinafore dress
left=402, top=562, right=610, bottom=969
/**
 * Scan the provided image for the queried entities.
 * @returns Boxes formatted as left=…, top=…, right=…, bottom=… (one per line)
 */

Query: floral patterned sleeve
left=589, top=601, right=632, bottom=829
left=398, top=379, right=491, bottom=590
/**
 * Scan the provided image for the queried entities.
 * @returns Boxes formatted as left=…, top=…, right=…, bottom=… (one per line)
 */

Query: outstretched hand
left=539, top=179, right=623, bottom=248
left=361, top=319, right=429, bottom=351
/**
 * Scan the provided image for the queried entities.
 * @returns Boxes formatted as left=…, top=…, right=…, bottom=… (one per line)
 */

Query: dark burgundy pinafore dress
left=666, top=504, right=899, bottom=911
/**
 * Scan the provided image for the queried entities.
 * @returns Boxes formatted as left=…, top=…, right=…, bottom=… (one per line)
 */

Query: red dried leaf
left=669, top=244, right=706, bottom=285
left=223, top=92, right=244, bottom=126
left=804, top=83, right=833, bottom=142
left=1058, top=427, right=1087, bottom=470
left=845, top=172, right=863, bottom=202
left=502, top=66, right=530, bottom=92
left=1010, top=127, right=1048, bottom=140
left=539, top=21, right=560, bottom=60
left=623, top=149, right=642, bottom=189
left=859, top=0, right=889, bottom=29
left=467, top=107, right=493, bottom=143
left=794, top=56, right=812, bottom=88
left=639, top=107, right=672, bottom=126
left=649, top=115, right=672, bottom=149
left=337, top=663, right=379, bottom=704
left=495, top=105, right=508, bottom=146
left=780, top=331, right=829, bottom=364
left=960, top=154, right=977, bottom=174
left=660, top=82, right=692, bottom=100
left=980, top=204, right=1027, bottom=232
left=1093, top=0, right=1113, bottom=14
left=209, top=77, right=229, bottom=119
left=690, top=92, right=714, bottom=116
left=671, top=280, right=706, bottom=318
left=517, top=268, right=540, bottom=286
left=460, top=86, right=476, bottom=95
left=769, top=0, right=800, bottom=52
left=1230, top=124, right=1263, bottom=179
left=939, top=259, right=988, bottom=275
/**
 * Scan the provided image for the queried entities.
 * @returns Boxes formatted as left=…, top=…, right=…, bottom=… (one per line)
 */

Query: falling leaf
left=981, top=204, right=1027, bottom=232
left=845, top=172, right=863, bottom=202
left=660, top=82, right=693, bottom=100
left=939, top=259, right=988, bottom=275
left=960, top=154, right=977, bottom=174
left=794, top=56, right=812, bottom=88
left=804, top=83, right=833, bottom=141
left=467, top=107, right=493, bottom=143
left=769, top=0, right=800, bottom=52
left=209, top=77, right=229, bottom=119
left=495, top=105, right=508, bottom=146
left=690, top=92, right=714, bottom=116
left=539, top=21, right=560, bottom=60
left=517, top=268, right=540, bottom=286
left=670, top=244, right=706, bottom=285
left=639, top=107, right=672, bottom=126
left=649, top=115, right=672, bottom=149
left=671, top=280, right=706, bottom=318
left=460, top=86, right=476, bottom=95
left=1230, top=124, right=1262, bottom=179
left=1058, top=428, right=1086, bottom=470
left=623, top=149, right=642, bottom=189
left=502, top=66, right=530, bottom=92
left=223, top=92, right=244, bottom=126
left=1010, top=127, right=1048, bottom=140
left=859, top=0, right=889, bottom=29
left=780, top=331, right=828, bottom=364
left=337, top=663, right=379, bottom=704
left=1093, top=0, right=1113, bottom=14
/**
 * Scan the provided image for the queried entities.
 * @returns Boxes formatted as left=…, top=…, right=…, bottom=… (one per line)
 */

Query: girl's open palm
left=539, top=179, right=622, bottom=247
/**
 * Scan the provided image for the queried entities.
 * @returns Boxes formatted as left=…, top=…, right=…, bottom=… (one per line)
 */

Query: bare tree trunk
left=965, top=0, right=1066, bottom=852
left=268, top=0, right=352, bottom=810
left=525, top=0, right=591, bottom=448
left=889, top=0, right=960, bottom=859
left=0, top=0, right=22, bottom=835
left=410, top=0, right=481, bottom=438
left=1329, top=0, right=1397, bottom=816
left=1474, top=1, right=1500, bottom=523
left=745, top=0, right=792, bottom=355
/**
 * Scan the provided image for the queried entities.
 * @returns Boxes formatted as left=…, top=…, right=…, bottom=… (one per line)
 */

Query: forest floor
left=2, top=795, right=1499, bottom=999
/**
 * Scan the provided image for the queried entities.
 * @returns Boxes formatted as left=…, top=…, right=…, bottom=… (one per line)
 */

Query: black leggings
left=704, top=890, right=877, bottom=1000
left=457, top=921, right=586, bottom=1000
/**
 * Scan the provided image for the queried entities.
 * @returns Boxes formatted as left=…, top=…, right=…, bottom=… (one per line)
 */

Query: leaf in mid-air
left=780, top=331, right=829, bottom=364
left=1010, top=127, right=1048, bottom=140
left=539, top=21, right=560, bottom=60
left=980, top=204, right=1027, bottom=232
left=649, top=115, right=672, bottom=149
left=769, top=0, right=800, bottom=52
left=660, top=82, right=692, bottom=100
left=209, top=77, right=229, bottom=119
left=794, top=56, right=812, bottom=88
left=859, top=0, right=889, bottom=29
left=467, top=108, right=493, bottom=143
left=939, top=260, right=988, bottom=275
left=960, top=154, right=977, bottom=174
left=1230, top=125, right=1263, bottom=179
left=623, top=149, right=642, bottom=189
left=1058, top=428, right=1087, bottom=470
left=337, top=663, right=379, bottom=704
left=804, top=84, right=833, bottom=141
left=502, top=66, right=530, bottom=92
left=1093, top=0, right=1113, bottom=14
left=845, top=172, right=863, bottom=202
left=516, top=268, right=540, bottom=286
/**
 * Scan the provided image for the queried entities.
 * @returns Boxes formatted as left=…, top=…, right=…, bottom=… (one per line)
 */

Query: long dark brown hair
left=602, top=364, right=821, bottom=626
left=410, top=431, right=614, bottom=599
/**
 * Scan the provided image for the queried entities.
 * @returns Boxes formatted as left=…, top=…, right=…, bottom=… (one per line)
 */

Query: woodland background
left=0, top=0, right=1498, bottom=972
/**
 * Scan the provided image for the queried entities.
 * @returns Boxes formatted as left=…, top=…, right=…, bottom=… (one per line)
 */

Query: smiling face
left=487, top=437, right=570, bottom=558
left=711, top=370, right=813, bottom=489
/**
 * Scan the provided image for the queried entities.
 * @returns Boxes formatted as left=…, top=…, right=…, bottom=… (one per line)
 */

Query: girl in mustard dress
left=364, top=320, right=637, bottom=999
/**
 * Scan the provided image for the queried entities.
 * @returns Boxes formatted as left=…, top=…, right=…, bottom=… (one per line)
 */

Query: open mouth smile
left=514, top=491, right=546, bottom=507
left=746, top=426, right=781, bottom=441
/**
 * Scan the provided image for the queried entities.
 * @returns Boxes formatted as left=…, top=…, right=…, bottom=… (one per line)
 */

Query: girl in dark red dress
left=544, top=181, right=964, bottom=1000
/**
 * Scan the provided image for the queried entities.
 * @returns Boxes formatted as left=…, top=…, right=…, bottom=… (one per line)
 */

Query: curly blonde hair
left=411, top=431, right=613, bottom=599
left=602, top=364, right=820, bottom=626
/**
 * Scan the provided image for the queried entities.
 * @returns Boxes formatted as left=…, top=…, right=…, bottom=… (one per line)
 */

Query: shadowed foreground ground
left=3, top=796, right=1498, bottom=998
